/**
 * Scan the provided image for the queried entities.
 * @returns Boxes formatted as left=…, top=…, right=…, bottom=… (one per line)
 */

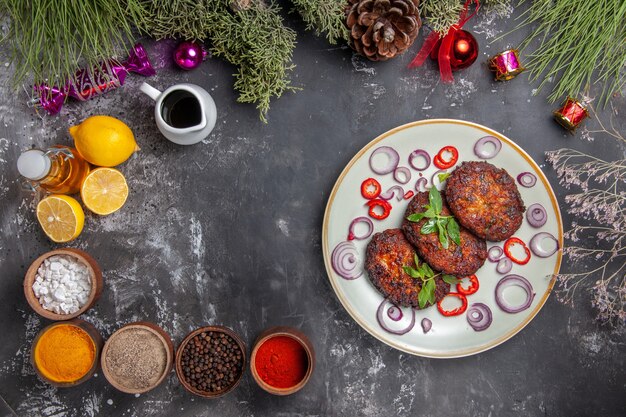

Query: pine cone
left=346, top=0, right=421, bottom=61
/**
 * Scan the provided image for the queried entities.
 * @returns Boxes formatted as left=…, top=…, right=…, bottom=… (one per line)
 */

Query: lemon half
left=36, top=195, right=85, bottom=242
left=80, top=168, right=129, bottom=215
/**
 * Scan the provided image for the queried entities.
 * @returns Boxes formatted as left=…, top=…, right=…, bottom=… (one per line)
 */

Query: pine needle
left=291, top=0, right=349, bottom=44
left=516, top=0, right=626, bottom=104
left=420, top=0, right=511, bottom=34
left=0, top=0, right=141, bottom=87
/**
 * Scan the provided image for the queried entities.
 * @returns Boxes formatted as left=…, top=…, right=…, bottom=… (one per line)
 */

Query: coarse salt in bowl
left=24, top=248, right=103, bottom=320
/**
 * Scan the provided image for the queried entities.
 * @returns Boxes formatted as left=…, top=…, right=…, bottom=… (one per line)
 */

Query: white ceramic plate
left=322, top=120, right=563, bottom=358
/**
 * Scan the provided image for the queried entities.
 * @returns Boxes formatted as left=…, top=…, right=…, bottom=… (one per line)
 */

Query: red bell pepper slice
left=403, top=190, right=414, bottom=200
left=504, top=237, right=531, bottom=265
left=457, top=275, right=479, bottom=296
left=437, top=292, right=468, bottom=316
left=361, top=178, right=381, bottom=199
left=433, top=146, right=459, bottom=169
left=366, top=199, right=392, bottom=220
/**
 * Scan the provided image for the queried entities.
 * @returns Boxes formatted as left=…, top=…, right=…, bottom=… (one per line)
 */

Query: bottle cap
left=17, top=150, right=51, bottom=180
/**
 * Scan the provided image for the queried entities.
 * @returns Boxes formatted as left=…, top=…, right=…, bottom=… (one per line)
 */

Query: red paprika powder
left=254, top=336, right=308, bottom=389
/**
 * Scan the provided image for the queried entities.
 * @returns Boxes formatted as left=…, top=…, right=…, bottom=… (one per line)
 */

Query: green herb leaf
left=406, top=213, right=425, bottom=222
left=414, top=254, right=420, bottom=267
left=447, top=218, right=461, bottom=246
left=422, top=262, right=434, bottom=277
left=438, top=172, right=451, bottom=183
left=418, top=284, right=430, bottom=309
left=422, top=206, right=436, bottom=218
left=425, top=279, right=436, bottom=305
left=421, top=218, right=437, bottom=234
left=442, top=274, right=461, bottom=285
left=429, top=186, right=443, bottom=214
left=402, top=266, right=420, bottom=278
left=438, top=220, right=449, bottom=249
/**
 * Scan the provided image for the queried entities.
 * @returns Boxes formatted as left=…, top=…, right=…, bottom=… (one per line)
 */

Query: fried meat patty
left=446, top=161, right=525, bottom=241
left=365, top=229, right=450, bottom=309
left=402, top=191, right=487, bottom=276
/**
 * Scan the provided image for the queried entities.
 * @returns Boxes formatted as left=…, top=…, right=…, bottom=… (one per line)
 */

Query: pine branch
left=135, top=0, right=297, bottom=122
left=516, top=0, right=626, bottom=104
left=0, top=0, right=141, bottom=87
left=420, top=0, right=511, bottom=34
left=291, top=0, right=349, bottom=44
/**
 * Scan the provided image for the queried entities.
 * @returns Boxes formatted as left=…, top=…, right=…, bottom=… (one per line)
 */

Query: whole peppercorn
left=179, top=330, right=244, bottom=395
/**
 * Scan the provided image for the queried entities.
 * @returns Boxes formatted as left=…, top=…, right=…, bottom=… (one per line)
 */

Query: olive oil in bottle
left=17, top=146, right=90, bottom=194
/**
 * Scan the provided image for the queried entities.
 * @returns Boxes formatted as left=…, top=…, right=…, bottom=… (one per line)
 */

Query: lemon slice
left=80, top=168, right=129, bottom=215
left=36, top=195, right=85, bottom=242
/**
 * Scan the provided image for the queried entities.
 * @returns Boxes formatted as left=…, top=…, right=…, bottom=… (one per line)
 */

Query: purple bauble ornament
left=173, top=41, right=207, bottom=70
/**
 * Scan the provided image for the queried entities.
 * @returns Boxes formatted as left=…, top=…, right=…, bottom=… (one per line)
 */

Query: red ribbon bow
left=408, top=0, right=480, bottom=83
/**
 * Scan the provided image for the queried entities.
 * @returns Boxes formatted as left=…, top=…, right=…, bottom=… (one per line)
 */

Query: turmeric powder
left=34, top=323, right=95, bottom=383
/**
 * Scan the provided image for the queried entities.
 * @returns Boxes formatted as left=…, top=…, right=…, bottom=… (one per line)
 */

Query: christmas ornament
left=346, top=0, right=421, bottom=62
left=408, top=0, right=479, bottom=82
left=488, top=49, right=524, bottom=81
left=173, top=41, right=208, bottom=70
left=553, top=97, right=589, bottom=131
left=33, top=44, right=156, bottom=115
left=429, top=29, right=478, bottom=71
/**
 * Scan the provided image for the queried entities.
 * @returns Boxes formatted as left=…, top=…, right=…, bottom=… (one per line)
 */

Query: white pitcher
left=140, top=82, right=217, bottom=145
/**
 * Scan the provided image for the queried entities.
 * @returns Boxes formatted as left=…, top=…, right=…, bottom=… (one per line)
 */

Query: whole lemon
left=69, top=115, right=138, bottom=167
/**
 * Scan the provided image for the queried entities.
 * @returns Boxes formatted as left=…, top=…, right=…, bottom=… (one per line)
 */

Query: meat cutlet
left=365, top=229, right=450, bottom=309
left=402, top=191, right=487, bottom=276
left=446, top=161, right=525, bottom=241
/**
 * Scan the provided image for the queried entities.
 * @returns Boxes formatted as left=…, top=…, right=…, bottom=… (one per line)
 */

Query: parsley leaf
left=438, top=172, right=451, bottom=183
left=447, top=217, right=461, bottom=246
left=418, top=284, right=430, bottom=309
left=404, top=256, right=453, bottom=308
left=402, top=266, right=420, bottom=278
left=429, top=186, right=442, bottom=214
left=442, top=274, right=461, bottom=285
left=406, top=186, right=462, bottom=251
left=406, top=213, right=425, bottom=222
left=421, top=218, right=437, bottom=234
left=437, top=218, right=449, bottom=249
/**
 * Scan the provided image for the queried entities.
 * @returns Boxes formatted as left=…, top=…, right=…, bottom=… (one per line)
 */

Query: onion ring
left=376, top=300, right=416, bottom=335
left=495, top=274, right=535, bottom=313
left=331, top=241, right=362, bottom=280
left=526, top=203, right=548, bottom=228
left=517, top=172, right=537, bottom=188
left=380, top=185, right=404, bottom=201
left=421, top=318, right=432, bottom=334
left=488, top=246, right=503, bottom=262
left=474, top=136, right=502, bottom=159
left=347, top=217, right=374, bottom=241
left=393, top=166, right=411, bottom=184
left=496, top=257, right=513, bottom=274
left=408, top=149, right=431, bottom=171
left=415, top=177, right=428, bottom=192
left=466, top=303, right=493, bottom=331
left=529, top=232, right=559, bottom=258
left=369, top=146, right=400, bottom=175
left=387, top=306, right=403, bottom=321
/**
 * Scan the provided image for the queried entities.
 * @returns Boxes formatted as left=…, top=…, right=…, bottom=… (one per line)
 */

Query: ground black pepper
left=179, top=331, right=243, bottom=394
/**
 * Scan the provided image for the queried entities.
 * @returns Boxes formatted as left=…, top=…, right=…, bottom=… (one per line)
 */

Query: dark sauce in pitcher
left=161, top=90, right=202, bottom=128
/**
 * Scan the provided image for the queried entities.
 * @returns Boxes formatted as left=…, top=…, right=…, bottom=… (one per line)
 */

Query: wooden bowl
left=250, top=326, right=315, bottom=395
left=24, top=248, right=103, bottom=320
left=31, top=318, right=103, bottom=387
left=101, top=322, right=174, bottom=394
left=175, top=325, right=247, bottom=398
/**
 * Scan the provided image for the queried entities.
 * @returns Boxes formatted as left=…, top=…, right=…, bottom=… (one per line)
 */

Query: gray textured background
left=0, top=3, right=625, bottom=416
